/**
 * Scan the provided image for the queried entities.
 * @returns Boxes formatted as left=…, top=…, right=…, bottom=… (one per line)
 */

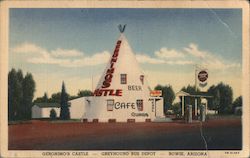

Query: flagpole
left=195, top=64, right=198, bottom=91
left=91, top=66, right=93, bottom=93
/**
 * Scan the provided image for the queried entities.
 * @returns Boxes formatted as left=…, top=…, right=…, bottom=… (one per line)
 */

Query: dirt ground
left=8, top=118, right=242, bottom=150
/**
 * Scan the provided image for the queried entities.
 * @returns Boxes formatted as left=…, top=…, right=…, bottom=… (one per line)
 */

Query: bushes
left=50, top=109, right=57, bottom=120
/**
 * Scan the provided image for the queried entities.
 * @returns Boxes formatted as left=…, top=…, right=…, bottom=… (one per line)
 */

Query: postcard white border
left=0, top=0, right=249, bottom=158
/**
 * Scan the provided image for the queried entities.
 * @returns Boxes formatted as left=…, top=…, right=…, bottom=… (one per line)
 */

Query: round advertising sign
left=198, top=70, right=208, bottom=82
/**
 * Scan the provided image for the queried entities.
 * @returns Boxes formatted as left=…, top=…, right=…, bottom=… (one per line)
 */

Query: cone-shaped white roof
left=93, top=33, right=150, bottom=98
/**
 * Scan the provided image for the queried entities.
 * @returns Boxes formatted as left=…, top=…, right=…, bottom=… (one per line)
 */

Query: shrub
left=50, top=109, right=57, bottom=120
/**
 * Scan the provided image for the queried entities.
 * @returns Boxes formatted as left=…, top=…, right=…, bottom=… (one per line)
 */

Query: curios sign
left=150, top=90, right=162, bottom=97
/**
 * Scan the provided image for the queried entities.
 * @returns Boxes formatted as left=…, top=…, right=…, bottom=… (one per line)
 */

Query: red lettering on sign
left=110, top=63, right=114, bottom=69
left=102, top=81, right=110, bottom=88
left=103, top=89, right=109, bottom=96
left=116, top=89, right=122, bottom=96
left=93, top=89, right=123, bottom=96
left=110, top=57, right=117, bottom=63
left=99, top=40, right=122, bottom=90
left=93, top=89, right=101, bottom=96
left=106, top=68, right=114, bottom=74
left=104, top=74, right=113, bottom=82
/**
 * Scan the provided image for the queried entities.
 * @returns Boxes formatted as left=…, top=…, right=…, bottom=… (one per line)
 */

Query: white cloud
left=135, top=54, right=165, bottom=64
left=51, top=48, right=84, bottom=58
left=166, top=60, right=193, bottom=65
left=184, top=43, right=207, bottom=59
left=135, top=53, right=193, bottom=65
left=183, top=43, right=241, bottom=70
left=155, top=47, right=185, bottom=59
left=12, top=42, right=44, bottom=53
left=64, top=51, right=110, bottom=67
left=12, top=42, right=240, bottom=70
left=12, top=42, right=111, bottom=67
left=135, top=43, right=240, bottom=70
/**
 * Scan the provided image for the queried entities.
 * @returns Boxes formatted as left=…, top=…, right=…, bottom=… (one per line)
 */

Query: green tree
left=208, top=82, right=233, bottom=114
left=154, top=84, right=175, bottom=114
left=77, top=90, right=93, bottom=97
left=8, top=69, right=22, bottom=121
left=172, top=102, right=181, bottom=115
left=33, top=92, right=48, bottom=103
left=50, top=109, right=57, bottom=120
left=50, top=92, right=62, bottom=103
left=232, top=96, right=242, bottom=110
left=42, top=92, right=48, bottom=102
left=8, top=69, right=36, bottom=120
left=208, top=86, right=220, bottom=112
left=16, top=69, right=24, bottom=119
left=22, top=73, right=36, bottom=119
left=181, top=85, right=201, bottom=107
left=60, top=82, right=70, bottom=119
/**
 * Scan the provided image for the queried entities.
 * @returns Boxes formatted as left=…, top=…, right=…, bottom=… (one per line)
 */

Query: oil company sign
left=198, top=70, right=208, bottom=87
left=198, top=70, right=208, bottom=82
left=150, top=90, right=162, bottom=97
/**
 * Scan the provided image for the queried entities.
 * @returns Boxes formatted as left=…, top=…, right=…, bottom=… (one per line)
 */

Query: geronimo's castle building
left=69, top=26, right=164, bottom=122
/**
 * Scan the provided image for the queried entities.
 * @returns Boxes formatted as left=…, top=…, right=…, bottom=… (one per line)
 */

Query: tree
left=207, top=87, right=220, bottom=112
left=77, top=90, right=93, bottom=97
left=154, top=84, right=175, bottom=115
left=172, top=102, right=181, bottom=115
left=42, top=92, right=48, bottom=102
left=232, top=96, right=242, bottom=110
left=50, top=109, right=57, bottom=120
left=16, top=69, right=24, bottom=119
left=181, top=85, right=200, bottom=94
left=8, top=69, right=22, bottom=121
left=181, top=85, right=201, bottom=107
left=33, top=92, right=48, bottom=103
left=8, top=68, right=36, bottom=120
left=50, top=92, right=62, bottom=103
left=59, top=82, right=70, bottom=120
left=22, top=73, right=36, bottom=119
left=208, top=82, right=233, bottom=114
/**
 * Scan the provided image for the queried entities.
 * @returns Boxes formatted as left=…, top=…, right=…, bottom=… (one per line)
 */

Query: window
left=107, top=99, right=114, bottom=111
left=140, top=75, right=144, bottom=85
left=136, top=99, right=143, bottom=111
left=120, top=74, right=127, bottom=84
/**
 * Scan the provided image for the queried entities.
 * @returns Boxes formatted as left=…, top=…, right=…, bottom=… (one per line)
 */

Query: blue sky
left=9, top=8, right=242, bottom=98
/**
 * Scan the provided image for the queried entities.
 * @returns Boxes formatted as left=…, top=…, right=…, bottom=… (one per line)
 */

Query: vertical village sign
left=94, top=40, right=122, bottom=96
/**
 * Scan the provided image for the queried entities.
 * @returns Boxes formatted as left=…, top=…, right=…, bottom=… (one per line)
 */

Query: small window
left=136, top=99, right=143, bottom=111
left=140, top=75, right=144, bottom=85
left=120, top=74, right=127, bottom=84
left=107, top=99, right=114, bottom=111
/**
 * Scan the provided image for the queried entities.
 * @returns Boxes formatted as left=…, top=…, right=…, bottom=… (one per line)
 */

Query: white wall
left=69, top=97, right=88, bottom=119
left=41, top=107, right=60, bottom=118
left=155, top=99, right=164, bottom=117
left=32, top=105, right=42, bottom=118
left=32, top=99, right=88, bottom=119
left=32, top=105, right=60, bottom=119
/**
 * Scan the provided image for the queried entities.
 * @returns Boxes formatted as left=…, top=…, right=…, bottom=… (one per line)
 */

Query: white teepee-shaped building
left=69, top=27, right=164, bottom=122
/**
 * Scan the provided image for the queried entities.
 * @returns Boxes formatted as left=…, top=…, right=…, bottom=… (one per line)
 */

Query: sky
left=9, top=8, right=242, bottom=99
